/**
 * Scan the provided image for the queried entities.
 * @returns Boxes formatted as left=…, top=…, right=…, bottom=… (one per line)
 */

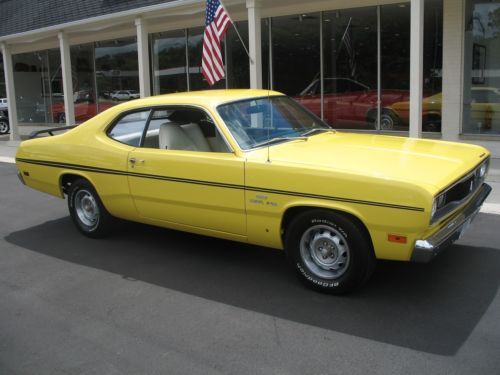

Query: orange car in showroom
left=385, top=87, right=500, bottom=132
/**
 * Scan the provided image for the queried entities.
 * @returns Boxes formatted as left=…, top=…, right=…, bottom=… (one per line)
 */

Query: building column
left=247, top=0, right=262, bottom=89
left=1, top=42, right=20, bottom=141
left=58, top=32, right=75, bottom=126
left=135, top=17, right=151, bottom=98
left=409, top=0, right=424, bottom=138
left=441, top=0, right=464, bottom=141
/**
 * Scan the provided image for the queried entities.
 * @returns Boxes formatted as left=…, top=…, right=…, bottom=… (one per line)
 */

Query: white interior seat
left=159, top=123, right=197, bottom=151
left=181, top=123, right=211, bottom=151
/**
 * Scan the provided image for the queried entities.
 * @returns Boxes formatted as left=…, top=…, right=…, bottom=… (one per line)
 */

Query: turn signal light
left=388, top=234, right=407, bottom=244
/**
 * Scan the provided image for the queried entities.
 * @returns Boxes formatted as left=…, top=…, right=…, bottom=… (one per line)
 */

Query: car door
left=127, top=107, right=246, bottom=236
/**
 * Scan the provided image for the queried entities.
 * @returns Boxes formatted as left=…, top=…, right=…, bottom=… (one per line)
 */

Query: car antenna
left=267, top=71, right=272, bottom=163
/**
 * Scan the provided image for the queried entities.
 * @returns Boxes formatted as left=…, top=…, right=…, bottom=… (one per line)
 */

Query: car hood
left=250, top=132, right=489, bottom=194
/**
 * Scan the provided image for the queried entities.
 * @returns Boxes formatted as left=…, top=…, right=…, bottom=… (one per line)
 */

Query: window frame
left=105, top=105, right=234, bottom=153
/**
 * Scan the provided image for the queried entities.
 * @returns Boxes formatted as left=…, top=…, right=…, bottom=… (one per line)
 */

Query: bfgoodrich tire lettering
left=285, top=210, right=375, bottom=294
left=68, top=178, right=114, bottom=238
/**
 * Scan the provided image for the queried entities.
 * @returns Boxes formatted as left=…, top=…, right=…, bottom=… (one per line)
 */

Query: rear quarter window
left=107, top=110, right=150, bottom=146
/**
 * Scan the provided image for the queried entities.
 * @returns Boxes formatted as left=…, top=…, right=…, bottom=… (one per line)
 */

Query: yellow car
left=15, top=89, right=491, bottom=294
left=388, top=87, right=500, bottom=132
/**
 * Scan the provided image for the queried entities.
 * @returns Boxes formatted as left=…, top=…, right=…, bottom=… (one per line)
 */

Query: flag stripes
left=202, top=0, right=231, bottom=86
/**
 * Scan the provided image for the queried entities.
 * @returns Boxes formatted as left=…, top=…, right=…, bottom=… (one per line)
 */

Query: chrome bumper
left=411, top=183, right=491, bottom=263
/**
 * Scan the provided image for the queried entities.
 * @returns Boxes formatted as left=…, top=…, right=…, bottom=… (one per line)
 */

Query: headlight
left=431, top=193, right=447, bottom=221
left=479, top=162, right=487, bottom=178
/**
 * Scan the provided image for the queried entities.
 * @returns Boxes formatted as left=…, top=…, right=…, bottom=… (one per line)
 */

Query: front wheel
left=285, top=210, right=375, bottom=294
left=68, top=179, right=114, bottom=238
left=0, top=118, right=9, bottom=135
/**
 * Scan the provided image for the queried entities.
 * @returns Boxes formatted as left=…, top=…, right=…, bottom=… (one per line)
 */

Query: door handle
left=129, top=158, right=145, bottom=167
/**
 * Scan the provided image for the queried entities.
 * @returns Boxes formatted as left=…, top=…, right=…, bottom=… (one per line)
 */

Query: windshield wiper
left=301, top=127, right=336, bottom=137
left=252, top=136, right=308, bottom=148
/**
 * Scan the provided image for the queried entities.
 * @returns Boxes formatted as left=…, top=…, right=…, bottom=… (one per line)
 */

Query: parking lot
left=1, top=161, right=500, bottom=374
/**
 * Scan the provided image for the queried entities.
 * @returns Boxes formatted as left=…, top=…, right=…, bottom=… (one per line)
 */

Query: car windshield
left=217, top=96, right=332, bottom=150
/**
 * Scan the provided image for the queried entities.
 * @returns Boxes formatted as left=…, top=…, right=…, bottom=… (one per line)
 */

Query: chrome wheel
left=299, top=224, right=351, bottom=279
left=0, top=120, right=9, bottom=134
left=379, top=113, right=395, bottom=130
left=74, top=189, right=100, bottom=228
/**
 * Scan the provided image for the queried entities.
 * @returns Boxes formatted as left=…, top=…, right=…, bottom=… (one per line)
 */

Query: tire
left=423, top=117, right=441, bottom=132
left=285, top=209, right=375, bottom=294
left=0, top=118, right=9, bottom=135
left=68, top=179, right=114, bottom=238
left=379, top=110, right=398, bottom=130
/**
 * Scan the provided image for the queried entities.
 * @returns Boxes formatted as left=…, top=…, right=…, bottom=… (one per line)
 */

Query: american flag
left=202, top=0, right=232, bottom=86
left=340, top=17, right=356, bottom=78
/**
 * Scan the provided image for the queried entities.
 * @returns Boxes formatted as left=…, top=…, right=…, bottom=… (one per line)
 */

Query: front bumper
left=411, top=183, right=492, bottom=263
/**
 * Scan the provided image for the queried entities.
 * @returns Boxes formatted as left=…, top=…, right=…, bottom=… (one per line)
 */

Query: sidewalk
left=1, top=137, right=499, bottom=213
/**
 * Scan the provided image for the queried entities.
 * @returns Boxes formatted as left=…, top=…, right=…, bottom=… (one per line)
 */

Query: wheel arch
left=280, top=203, right=374, bottom=253
left=59, top=171, right=98, bottom=198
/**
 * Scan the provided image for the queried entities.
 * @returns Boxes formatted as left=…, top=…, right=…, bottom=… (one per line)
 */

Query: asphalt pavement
left=1, top=153, right=500, bottom=373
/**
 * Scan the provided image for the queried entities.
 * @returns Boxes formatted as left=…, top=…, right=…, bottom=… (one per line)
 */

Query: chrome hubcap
left=75, top=189, right=99, bottom=228
left=0, top=121, right=8, bottom=133
left=379, top=115, right=394, bottom=130
left=300, top=225, right=350, bottom=279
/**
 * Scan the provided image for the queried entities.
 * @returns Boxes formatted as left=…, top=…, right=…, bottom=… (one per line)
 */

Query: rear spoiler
left=29, top=125, right=77, bottom=139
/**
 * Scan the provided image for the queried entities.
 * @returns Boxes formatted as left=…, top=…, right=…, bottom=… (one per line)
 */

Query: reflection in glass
left=271, top=13, right=320, bottom=97
left=152, top=30, right=188, bottom=94
left=95, top=38, right=138, bottom=113
left=320, top=8, right=377, bottom=129
left=226, top=22, right=250, bottom=88
left=218, top=96, right=329, bottom=150
left=381, top=1, right=443, bottom=133
left=464, top=0, right=500, bottom=134
left=13, top=49, right=63, bottom=125
left=53, top=43, right=99, bottom=124
left=0, top=54, right=6, bottom=99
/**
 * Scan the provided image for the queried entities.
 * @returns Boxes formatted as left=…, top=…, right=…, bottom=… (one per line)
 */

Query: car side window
left=108, top=110, right=150, bottom=147
left=141, top=108, right=231, bottom=153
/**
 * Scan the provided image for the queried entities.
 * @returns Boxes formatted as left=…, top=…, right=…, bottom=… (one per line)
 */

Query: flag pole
left=220, top=1, right=254, bottom=64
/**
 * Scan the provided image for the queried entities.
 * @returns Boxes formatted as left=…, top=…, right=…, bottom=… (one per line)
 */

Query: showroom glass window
left=151, top=29, right=188, bottom=94
left=12, top=49, right=63, bottom=125
left=0, top=55, right=6, bottom=99
left=323, top=7, right=377, bottom=130
left=68, top=43, right=98, bottom=124
left=225, top=21, right=250, bottom=88
left=263, top=1, right=442, bottom=133
left=463, top=0, right=500, bottom=134
left=95, top=37, right=139, bottom=113
left=152, top=23, right=249, bottom=93
left=271, top=13, right=320, bottom=99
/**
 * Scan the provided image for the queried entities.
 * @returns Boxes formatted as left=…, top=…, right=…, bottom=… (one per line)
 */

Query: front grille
left=432, top=158, right=489, bottom=224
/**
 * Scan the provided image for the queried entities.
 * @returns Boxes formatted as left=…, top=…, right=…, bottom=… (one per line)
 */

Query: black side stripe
left=16, top=157, right=425, bottom=212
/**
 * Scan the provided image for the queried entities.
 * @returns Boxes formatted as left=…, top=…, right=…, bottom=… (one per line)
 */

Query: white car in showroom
left=111, top=90, right=140, bottom=101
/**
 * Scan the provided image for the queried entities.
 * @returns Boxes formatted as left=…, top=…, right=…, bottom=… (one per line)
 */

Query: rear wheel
left=285, top=210, right=375, bottom=294
left=68, top=179, right=114, bottom=238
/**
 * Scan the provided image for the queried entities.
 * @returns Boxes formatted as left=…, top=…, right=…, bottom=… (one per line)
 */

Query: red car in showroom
left=295, top=78, right=410, bottom=129
left=51, top=100, right=116, bottom=124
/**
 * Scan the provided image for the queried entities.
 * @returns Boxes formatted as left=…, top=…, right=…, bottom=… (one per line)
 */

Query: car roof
left=124, top=89, right=284, bottom=109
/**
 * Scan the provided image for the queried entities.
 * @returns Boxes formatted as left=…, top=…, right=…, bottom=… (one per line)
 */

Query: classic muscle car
left=294, top=78, right=410, bottom=129
left=15, top=90, right=491, bottom=294
left=386, top=87, right=500, bottom=132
